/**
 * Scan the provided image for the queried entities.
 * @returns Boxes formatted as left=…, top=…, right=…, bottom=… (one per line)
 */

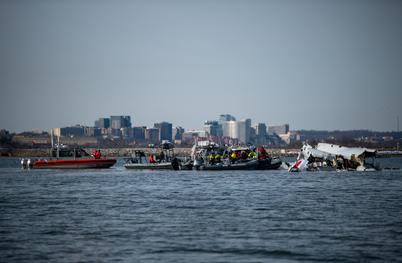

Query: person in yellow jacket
left=230, top=152, right=237, bottom=163
left=208, top=153, right=215, bottom=164
left=248, top=151, right=257, bottom=160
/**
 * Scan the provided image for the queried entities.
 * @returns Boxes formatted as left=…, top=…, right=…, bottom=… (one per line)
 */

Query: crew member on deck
left=93, top=149, right=101, bottom=159
left=257, top=147, right=268, bottom=160
left=248, top=150, right=257, bottom=159
left=230, top=152, right=237, bottom=163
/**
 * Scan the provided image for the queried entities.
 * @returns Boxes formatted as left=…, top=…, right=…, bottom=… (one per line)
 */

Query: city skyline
left=5, top=113, right=401, bottom=149
left=0, top=113, right=400, bottom=133
left=1, top=0, right=401, bottom=132
left=1, top=113, right=401, bottom=134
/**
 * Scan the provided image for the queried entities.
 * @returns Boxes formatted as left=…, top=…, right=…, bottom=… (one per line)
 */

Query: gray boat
left=192, top=143, right=261, bottom=171
left=194, top=158, right=259, bottom=170
left=124, top=141, right=180, bottom=170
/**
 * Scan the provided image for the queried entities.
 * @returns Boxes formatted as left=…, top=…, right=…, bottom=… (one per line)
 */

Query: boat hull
left=32, top=158, right=117, bottom=169
left=124, top=162, right=174, bottom=170
left=198, top=160, right=259, bottom=171
left=257, top=157, right=282, bottom=170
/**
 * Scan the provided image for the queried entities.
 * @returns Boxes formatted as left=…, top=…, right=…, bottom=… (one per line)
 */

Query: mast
left=57, top=134, right=60, bottom=159
left=50, top=129, right=54, bottom=148
left=50, top=129, right=54, bottom=157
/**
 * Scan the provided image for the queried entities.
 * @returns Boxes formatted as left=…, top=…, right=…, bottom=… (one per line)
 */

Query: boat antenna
left=57, top=134, right=60, bottom=159
left=51, top=129, right=54, bottom=149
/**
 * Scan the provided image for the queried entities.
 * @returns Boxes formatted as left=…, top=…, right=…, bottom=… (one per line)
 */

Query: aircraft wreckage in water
left=289, top=143, right=379, bottom=172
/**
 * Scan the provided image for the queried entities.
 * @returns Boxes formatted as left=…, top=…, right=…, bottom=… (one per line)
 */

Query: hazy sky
left=1, top=0, right=401, bottom=132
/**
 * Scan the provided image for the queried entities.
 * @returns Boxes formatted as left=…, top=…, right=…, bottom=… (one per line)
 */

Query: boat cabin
left=51, top=145, right=90, bottom=159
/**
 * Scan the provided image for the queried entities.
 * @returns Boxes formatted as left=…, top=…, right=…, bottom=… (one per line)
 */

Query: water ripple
left=1, top=157, right=402, bottom=262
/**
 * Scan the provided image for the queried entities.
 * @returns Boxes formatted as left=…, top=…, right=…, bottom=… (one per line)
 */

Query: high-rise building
left=227, top=121, right=239, bottom=139
left=154, top=122, right=172, bottom=141
left=219, top=114, right=236, bottom=123
left=145, top=128, right=160, bottom=144
left=222, top=120, right=238, bottom=138
left=221, top=121, right=234, bottom=138
left=172, top=126, right=185, bottom=140
left=95, top=118, right=110, bottom=129
left=221, top=119, right=252, bottom=144
left=203, top=121, right=221, bottom=137
left=219, top=114, right=237, bottom=140
left=237, top=119, right=251, bottom=144
left=53, top=126, right=85, bottom=137
left=254, top=123, right=267, bottom=145
left=110, top=116, right=132, bottom=129
left=84, top=127, right=101, bottom=137
left=268, top=124, right=289, bottom=135
left=182, top=130, right=208, bottom=144
left=120, top=127, right=134, bottom=139
left=255, top=123, right=267, bottom=137
left=133, top=126, right=146, bottom=141
left=110, top=128, right=121, bottom=137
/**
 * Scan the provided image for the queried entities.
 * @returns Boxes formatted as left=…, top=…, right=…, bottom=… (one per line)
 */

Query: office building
left=268, top=124, right=289, bottom=135
left=84, top=127, right=101, bottom=137
left=219, top=114, right=236, bottom=123
left=145, top=128, right=159, bottom=144
left=120, top=127, right=134, bottom=139
left=95, top=118, right=110, bottom=129
left=154, top=122, right=172, bottom=141
left=203, top=121, right=221, bottom=137
left=110, top=116, right=132, bottom=129
left=53, top=126, right=85, bottom=137
left=173, top=126, right=185, bottom=140
left=133, top=126, right=146, bottom=141
left=255, top=123, right=267, bottom=137
left=237, top=119, right=252, bottom=144
left=220, top=119, right=252, bottom=144
left=254, top=123, right=267, bottom=145
left=182, top=130, right=208, bottom=144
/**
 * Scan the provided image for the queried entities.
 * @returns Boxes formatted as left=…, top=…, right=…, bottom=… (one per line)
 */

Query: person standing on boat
left=208, top=153, right=215, bottom=165
left=241, top=151, right=248, bottom=160
left=214, top=153, right=222, bottom=163
left=158, top=151, right=165, bottom=162
left=257, top=147, right=268, bottom=160
left=248, top=150, right=257, bottom=160
left=92, top=149, right=101, bottom=159
left=230, top=151, right=237, bottom=163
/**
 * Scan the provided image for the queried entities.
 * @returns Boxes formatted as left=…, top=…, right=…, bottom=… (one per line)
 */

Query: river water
left=1, top=157, right=402, bottom=262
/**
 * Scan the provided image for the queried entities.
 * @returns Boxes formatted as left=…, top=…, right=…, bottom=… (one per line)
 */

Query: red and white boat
left=21, top=141, right=116, bottom=169
left=28, top=157, right=116, bottom=169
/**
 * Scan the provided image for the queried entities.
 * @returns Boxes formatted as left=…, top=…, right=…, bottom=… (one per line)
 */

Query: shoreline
left=0, top=148, right=192, bottom=158
left=1, top=148, right=401, bottom=158
left=1, top=147, right=297, bottom=158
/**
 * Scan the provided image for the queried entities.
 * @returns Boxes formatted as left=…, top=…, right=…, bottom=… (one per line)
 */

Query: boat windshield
left=51, top=147, right=90, bottom=158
